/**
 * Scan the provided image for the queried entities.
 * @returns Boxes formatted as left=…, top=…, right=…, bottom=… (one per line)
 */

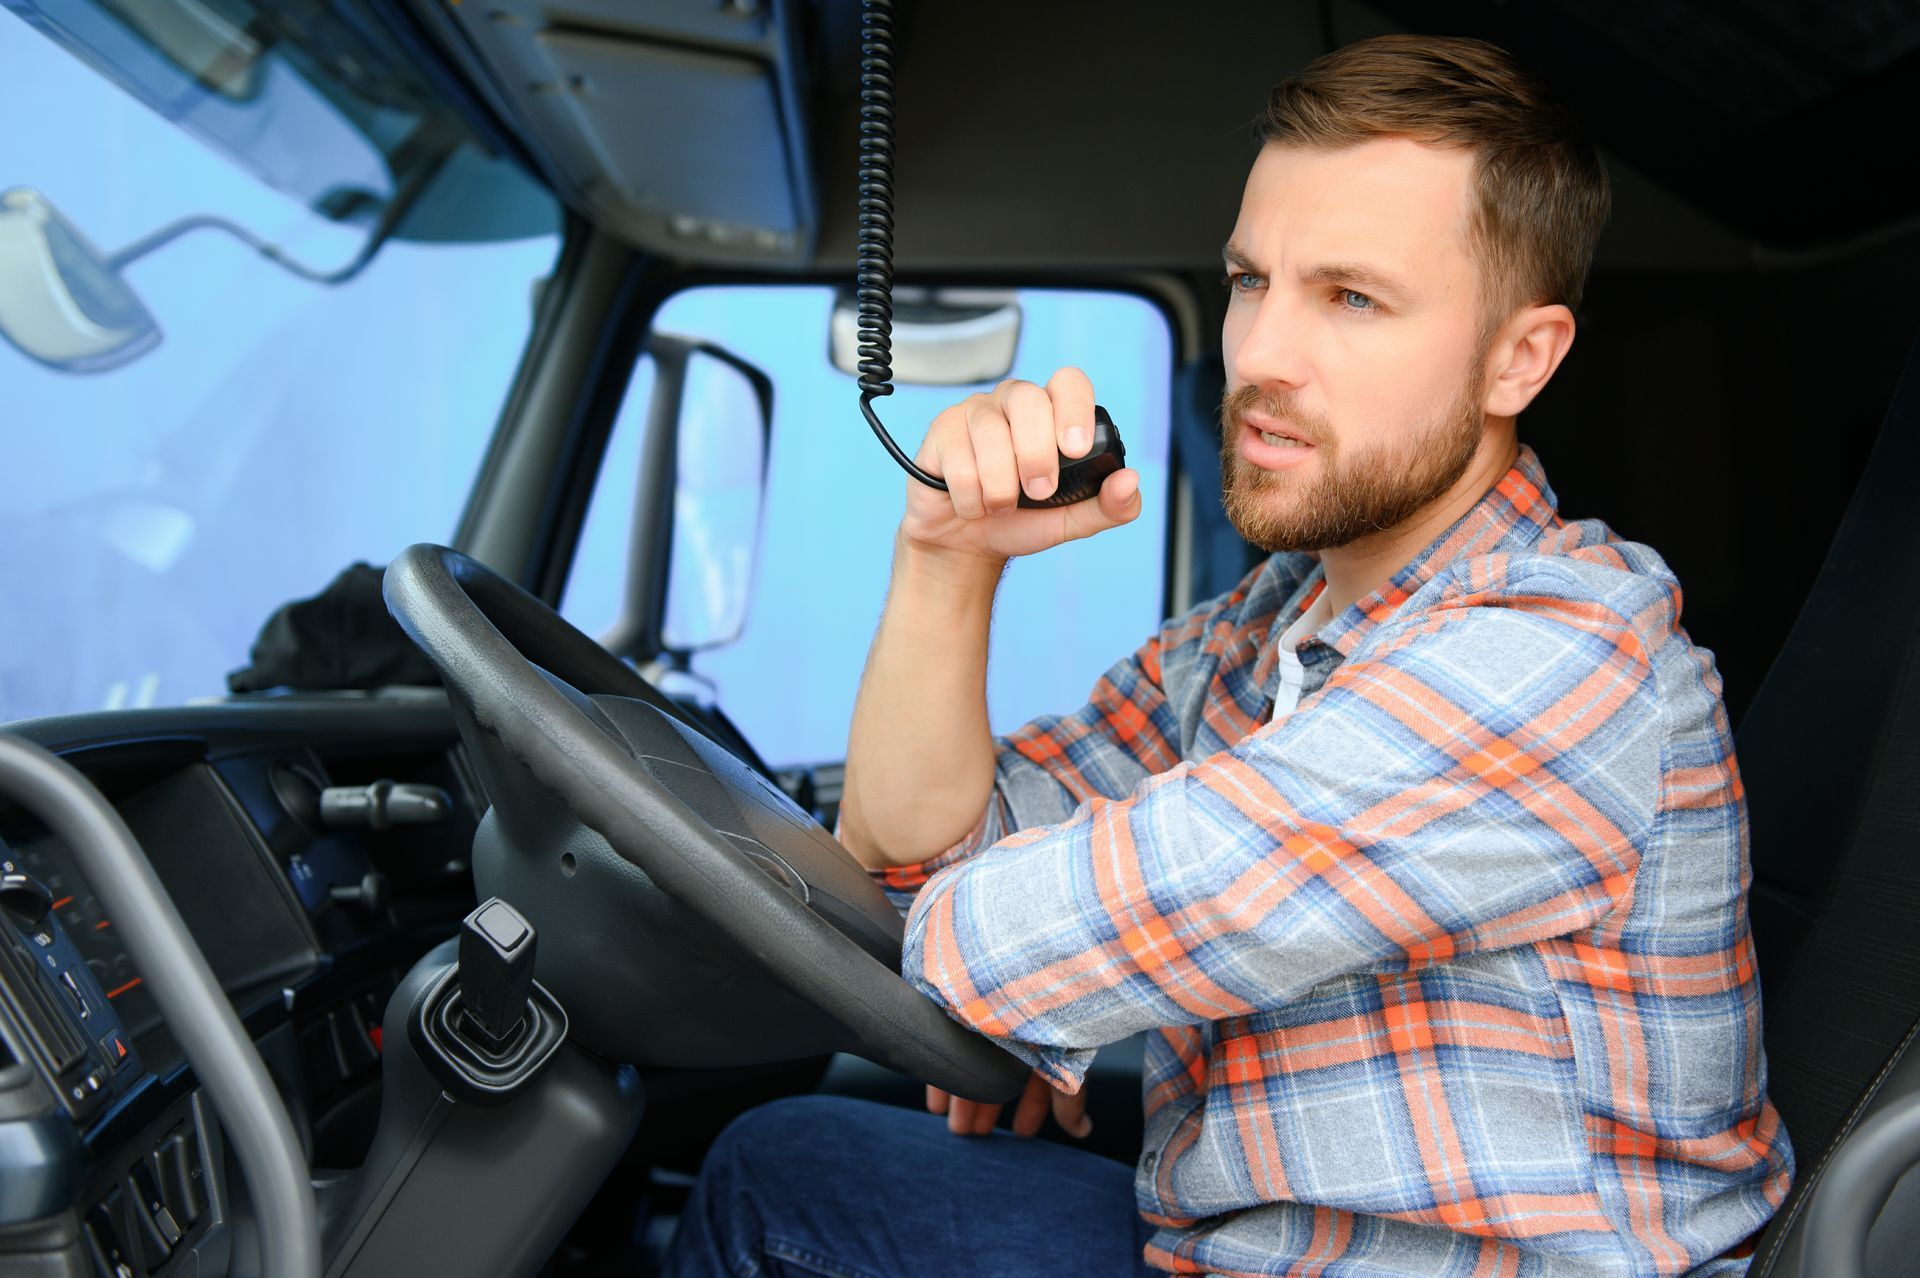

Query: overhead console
left=417, top=0, right=818, bottom=266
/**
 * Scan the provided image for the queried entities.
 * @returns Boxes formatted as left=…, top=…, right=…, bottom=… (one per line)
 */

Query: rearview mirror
left=0, top=187, right=161, bottom=373
left=828, top=287, right=1021, bottom=385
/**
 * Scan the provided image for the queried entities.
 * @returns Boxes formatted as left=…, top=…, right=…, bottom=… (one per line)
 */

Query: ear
left=1482, top=303, right=1576, bottom=418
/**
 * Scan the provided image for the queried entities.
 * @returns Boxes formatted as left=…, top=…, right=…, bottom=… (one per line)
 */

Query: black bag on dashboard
left=226, top=562, right=441, bottom=693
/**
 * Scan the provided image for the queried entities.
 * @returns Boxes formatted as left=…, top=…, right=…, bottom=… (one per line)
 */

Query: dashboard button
left=473, top=899, right=529, bottom=950
left=153, top=1129, right=207, bottom=1226
left=130, top=1159, right=181, bottom=1257
left=100, top=1027, right=133, bottom=1071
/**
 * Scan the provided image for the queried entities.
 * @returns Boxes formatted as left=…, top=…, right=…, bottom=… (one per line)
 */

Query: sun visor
left=431, top=0, right=816, bottom=265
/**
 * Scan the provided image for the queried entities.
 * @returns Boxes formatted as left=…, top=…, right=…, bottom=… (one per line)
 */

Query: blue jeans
left=662, top=1095, right=1159, bottom=1278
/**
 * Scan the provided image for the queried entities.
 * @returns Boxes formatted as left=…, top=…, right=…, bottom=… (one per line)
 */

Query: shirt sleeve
left=900, top=581, right=1667, bottom=1090
left=868, top=624, right=1185, bottom=913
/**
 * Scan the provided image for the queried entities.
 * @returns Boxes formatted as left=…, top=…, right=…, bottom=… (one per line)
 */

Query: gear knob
left=458, top=898, right=537, bottom=1052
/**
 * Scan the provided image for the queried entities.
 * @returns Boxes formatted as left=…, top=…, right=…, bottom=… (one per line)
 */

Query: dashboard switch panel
left=0, top=838, right=143, bottom=1121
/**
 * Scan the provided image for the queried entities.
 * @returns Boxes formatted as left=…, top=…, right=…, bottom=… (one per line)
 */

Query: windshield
left=0, top=0, right=562, bottom=722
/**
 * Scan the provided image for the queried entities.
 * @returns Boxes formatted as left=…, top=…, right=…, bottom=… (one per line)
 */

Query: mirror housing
left=0, top=187, right=161, bottom=373
left=828, top=287, right=1021, bottom=386
left=603, top=333, right=773, bottom=663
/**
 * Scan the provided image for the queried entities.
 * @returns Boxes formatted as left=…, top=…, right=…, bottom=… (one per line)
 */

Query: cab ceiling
left=410, top=0, right=1920, bottom=275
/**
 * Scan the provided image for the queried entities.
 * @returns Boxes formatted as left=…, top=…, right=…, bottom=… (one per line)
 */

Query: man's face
left=1220, top=138, right=1494, bottom=553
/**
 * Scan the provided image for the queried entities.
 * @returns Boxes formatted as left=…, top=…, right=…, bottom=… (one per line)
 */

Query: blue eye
left=1221, top=271, right=1265, bottom=294
left=1340, top=289, right=1376, bottom=311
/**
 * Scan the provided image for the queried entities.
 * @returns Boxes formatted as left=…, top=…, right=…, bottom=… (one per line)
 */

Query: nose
left=1226, top=290, right=1310, bottom=393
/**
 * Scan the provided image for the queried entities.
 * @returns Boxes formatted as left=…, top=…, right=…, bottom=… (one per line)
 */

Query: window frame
left=527, top=256, right=1202, bottom=640
left=539, top=271, right=1194, bottom=772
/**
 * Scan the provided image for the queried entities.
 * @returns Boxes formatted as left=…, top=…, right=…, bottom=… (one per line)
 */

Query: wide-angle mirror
left=0, top=187, right=161, bottom=373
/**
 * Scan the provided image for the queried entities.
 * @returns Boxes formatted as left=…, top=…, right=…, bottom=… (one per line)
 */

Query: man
left=667, top=35, right=1791, bottom=1277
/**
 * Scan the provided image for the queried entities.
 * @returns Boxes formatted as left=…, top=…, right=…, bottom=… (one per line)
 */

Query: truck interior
left=3, top=1, right=1919, bottom=1275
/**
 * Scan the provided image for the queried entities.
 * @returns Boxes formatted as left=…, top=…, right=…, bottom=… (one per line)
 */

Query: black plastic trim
left=0, top=1108, right=81, bottom=1225
left=407, top=966, right=567, bottom=1106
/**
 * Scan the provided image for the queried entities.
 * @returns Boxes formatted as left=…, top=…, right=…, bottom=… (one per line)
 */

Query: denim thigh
left=663, top=1094, right=1157, bottom=1278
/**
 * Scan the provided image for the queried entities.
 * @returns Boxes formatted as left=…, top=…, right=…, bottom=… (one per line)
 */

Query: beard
left=1218, top=367, right=1486, bottom=554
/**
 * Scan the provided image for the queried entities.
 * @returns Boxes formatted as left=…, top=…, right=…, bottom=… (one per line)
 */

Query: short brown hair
left=1260, top=35, right=1610, bottom=326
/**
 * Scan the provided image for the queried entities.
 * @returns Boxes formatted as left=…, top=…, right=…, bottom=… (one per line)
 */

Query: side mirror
left=605, top=334, right=773, bottom=662
left=662, top=344, right=771, bottom=652
left=0, top=187, right=161, bottom=373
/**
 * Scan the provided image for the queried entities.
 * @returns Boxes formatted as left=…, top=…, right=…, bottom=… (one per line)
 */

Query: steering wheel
left=381, top=544, right=1028, bottom=1102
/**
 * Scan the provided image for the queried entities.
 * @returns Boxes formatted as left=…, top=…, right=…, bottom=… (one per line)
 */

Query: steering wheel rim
left=383, top=543, right=1028, bottom=1102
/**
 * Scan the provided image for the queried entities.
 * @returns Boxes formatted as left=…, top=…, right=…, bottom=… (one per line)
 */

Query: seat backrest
left=1738, top=335, right=1920, bottom=1168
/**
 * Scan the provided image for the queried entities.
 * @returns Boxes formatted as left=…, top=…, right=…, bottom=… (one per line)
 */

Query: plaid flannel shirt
left=876, top=447, right=1792, bottom=1276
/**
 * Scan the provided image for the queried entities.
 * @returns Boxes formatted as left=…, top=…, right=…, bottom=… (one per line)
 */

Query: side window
left=563, top=285, right=1173, bottom=770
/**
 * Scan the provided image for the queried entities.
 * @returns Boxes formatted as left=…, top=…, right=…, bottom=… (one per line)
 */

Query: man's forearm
left=840, top=534, right=1004, bottom=869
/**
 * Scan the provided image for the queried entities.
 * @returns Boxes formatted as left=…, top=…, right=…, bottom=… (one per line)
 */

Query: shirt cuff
left=898, top=846, right=1099, bottom=1093
left=858, top=789, right=1015, bottom=916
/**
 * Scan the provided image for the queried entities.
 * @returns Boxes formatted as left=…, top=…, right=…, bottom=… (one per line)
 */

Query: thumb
left=1058, top=468, right=1141, bottom=544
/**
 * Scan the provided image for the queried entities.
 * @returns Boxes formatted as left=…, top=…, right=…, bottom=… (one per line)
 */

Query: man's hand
left=925, top=1072, right=1094, bottom=1139
left=901, top=366, right=1141, bottom=563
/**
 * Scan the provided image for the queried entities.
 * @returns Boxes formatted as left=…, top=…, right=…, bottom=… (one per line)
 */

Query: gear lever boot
left=407, top=896, right=569, bottom=1105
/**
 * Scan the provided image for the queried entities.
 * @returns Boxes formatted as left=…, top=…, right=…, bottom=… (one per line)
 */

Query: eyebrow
left=1221, top=241, right=1412, bottom=303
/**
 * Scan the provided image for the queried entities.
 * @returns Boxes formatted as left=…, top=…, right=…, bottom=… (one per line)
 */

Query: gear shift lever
left=458, top=898, right=536, bottom=1052
left=407, top=896, right=568, bottom=1105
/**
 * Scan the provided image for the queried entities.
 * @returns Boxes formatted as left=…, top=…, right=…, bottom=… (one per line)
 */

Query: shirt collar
left=1315, top=443, right=1561, bottom=658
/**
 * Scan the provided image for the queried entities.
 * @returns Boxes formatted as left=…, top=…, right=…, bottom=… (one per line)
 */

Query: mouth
left=1236, top=411, right=1317, bottom=470
left=1242, top=409, right=1312, bottom=447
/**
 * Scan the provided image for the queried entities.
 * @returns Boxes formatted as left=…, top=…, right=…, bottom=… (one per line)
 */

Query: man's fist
left=926, top=1072, right=1093, bottom=1139
left=900, top=366, right=1141, bottom=563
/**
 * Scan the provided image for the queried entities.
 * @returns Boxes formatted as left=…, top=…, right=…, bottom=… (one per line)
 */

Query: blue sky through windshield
left=4, top=10, right=1174, bottom=764
left=1, top=11, right=560, bottom=720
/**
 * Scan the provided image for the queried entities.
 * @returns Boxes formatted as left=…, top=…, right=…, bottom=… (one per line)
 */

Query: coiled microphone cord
left=856, top=0, right=947, bottom=491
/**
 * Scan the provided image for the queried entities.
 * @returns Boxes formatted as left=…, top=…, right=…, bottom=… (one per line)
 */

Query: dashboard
left=0, top=691, right=483, bottom=1277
